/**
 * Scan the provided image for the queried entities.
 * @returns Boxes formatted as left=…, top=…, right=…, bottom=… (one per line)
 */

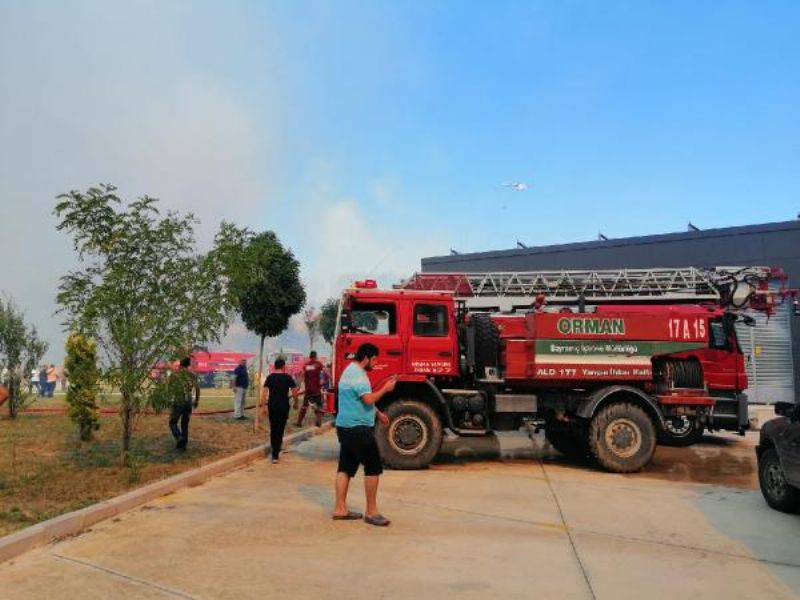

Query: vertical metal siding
left=736, top=300, right=795, bottom=404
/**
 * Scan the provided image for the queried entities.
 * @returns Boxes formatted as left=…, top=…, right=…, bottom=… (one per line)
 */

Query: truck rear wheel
left=658, top=416, right=704, bottom=447
left=588, top=402, right=656, bottom=473
left=377, top=400, right=443, bottom=470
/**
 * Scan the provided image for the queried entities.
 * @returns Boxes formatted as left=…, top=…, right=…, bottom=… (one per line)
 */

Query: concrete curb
left=0, top=422, right=333, bottom=564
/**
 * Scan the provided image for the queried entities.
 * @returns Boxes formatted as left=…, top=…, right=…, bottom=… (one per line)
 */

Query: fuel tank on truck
left=496, top=306, right=715, bottom=384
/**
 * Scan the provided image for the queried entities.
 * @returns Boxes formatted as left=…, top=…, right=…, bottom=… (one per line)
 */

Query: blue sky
left=263, top=1, right=800, bottom=247
left=1, top=1, right=799, bottom=359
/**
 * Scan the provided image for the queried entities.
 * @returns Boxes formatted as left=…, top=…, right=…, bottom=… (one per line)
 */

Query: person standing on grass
left=262, top=357, right=299, bottom=464
left=38, top=366, right=47, bottom=397
left=168, top=357, right=199, bottom=451
left=46, top=364, right=57, bottom=397
left=29, top=369, right=38, bottom=395
left=232, top=358, right=249, bottom=420
left=296, top=350, right=324, bottom=428
left=332, top=343, right=396, bottom=527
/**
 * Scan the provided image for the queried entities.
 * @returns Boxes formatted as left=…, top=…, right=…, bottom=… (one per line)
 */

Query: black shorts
left=337, top=426, right=383, bottom=477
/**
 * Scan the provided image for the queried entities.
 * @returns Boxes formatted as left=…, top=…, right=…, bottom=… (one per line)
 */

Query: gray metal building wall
left=422, top=220, right=800, bottom=401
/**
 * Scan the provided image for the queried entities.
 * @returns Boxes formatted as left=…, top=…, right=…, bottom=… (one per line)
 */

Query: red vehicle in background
left=152, top=351, right=255, bottom=386
left=191, top=351, right=255, bottom=374
left=326, top=267, right=796, bottom=474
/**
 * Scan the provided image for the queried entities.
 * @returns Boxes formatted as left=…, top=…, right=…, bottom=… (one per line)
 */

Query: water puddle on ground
left=645, top=434, right=757, bottom=489
left=435, top=431, right=758, bottom=488
left=297, top=428, right=759, bottom=488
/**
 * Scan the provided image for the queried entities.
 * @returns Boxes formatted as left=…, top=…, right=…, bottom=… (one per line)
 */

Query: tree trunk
left=121, top=398, right=133, bottom=464
left=254, top=334, right=265, bottom=430
left=8, top=378, right=17, bottom=419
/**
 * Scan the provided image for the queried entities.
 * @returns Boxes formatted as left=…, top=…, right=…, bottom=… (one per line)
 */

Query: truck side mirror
left=340, top=311, right=352, bottom=331
left=739, top=315, right=756, bottom=327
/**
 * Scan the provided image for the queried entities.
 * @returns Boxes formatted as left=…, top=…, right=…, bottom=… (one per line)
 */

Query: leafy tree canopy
left=0, top=298, right=48, bottom=418
left=55, top=184, right=233, bottom=452
left=319, top=297, right=339, bottom=345
left=214, top=225, right=306, bottom=340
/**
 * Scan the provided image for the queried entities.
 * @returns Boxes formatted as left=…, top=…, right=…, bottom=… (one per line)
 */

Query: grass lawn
left=33, top=387, right=253, bottom=412
left=0, top=395, right=322, bottom=537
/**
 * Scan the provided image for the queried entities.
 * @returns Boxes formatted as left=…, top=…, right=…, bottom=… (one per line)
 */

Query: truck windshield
left=709, top=315, right=742, bottom=353
left=347, top=302, right=396, bottom=335
left=709, top=319, right=728, bottom=349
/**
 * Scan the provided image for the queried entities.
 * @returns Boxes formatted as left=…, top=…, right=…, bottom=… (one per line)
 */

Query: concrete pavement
left=1, top=430, right=799, bottom=599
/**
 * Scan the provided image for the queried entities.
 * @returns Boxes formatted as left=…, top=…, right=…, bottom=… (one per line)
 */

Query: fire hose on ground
left=19, top=391, right=327, bottom=417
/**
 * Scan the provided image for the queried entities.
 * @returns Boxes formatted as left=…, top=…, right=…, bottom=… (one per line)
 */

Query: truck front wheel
left=758, top=448, right=800, bottom=513
left=377, top=400, right=443, bottom=470
left=588, top=402, right=656, bottom=473
left=658, top=416, right=704, bottom=447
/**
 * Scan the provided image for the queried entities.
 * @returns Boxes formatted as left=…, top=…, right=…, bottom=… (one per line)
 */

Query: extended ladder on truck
left=397, top=266, right=791, bottom=314
left=397, top=265, right=796, bottom=440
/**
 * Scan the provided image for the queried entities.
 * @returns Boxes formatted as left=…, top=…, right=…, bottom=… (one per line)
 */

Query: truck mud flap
left=710, top=394, right=749, bottom=433
left=576, top=385, right=666, bottom=431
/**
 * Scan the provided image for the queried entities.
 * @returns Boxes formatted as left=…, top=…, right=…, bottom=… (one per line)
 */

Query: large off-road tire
left=376, top=400, right=443, bottom=470
left=545, top=421, right=591, bottom=460
left=658, top=416, right=705, bottom=447
left=472, top=313, right=500, bottom=378
left=758, top=448, right=800, bottom=513
left=588, top=402, right=656, bottom=473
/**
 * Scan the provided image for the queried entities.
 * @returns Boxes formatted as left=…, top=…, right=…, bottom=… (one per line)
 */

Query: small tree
left=55, top=185, right=232, bottom=459
left=319, top=298, right=339, bottom=345
left=214, top=225, right=305, bottom=427
left=303, top=306, right=320, bottom=351
left=0, top=299, right=48, bottom=418
left=64, top=333, right=101, bottom=441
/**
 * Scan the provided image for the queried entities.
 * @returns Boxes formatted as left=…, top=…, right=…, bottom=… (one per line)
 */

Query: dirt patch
left=0, top=407, right=319, bottom=536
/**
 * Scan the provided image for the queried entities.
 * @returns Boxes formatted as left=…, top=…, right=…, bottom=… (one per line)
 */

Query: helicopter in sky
left=502, top=181, right=531, bottom=192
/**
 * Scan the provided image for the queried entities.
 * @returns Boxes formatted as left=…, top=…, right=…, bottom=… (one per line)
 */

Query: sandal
left=364, top=514, right=391, bottom=527
left=332, top=510, right=363, bottom=521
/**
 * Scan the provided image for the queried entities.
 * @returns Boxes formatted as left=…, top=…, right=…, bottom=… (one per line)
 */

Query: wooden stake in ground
left=254, top=334, right=265, bottom=432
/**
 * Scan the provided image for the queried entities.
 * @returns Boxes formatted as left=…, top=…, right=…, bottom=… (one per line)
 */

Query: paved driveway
left=1, top=430, right=799, bottom=599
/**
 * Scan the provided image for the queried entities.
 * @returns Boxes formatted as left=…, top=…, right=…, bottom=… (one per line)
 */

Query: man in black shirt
left=262, top=357, right=299, bottom=463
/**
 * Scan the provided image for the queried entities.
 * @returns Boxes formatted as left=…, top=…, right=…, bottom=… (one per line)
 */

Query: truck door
left=407, top=301, right=458, bottom=376
left=701, top=317, right=740, bottom=390
left=339, top=300, right=403, bottom=388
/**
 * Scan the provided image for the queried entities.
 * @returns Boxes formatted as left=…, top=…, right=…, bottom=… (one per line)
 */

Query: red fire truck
left=152, top=351, right=255, bottom=385
left=326, top=266, right=796, bottom=473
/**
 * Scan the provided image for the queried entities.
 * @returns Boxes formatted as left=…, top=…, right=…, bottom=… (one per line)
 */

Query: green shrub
left=64, top=334, right=101, bottom=441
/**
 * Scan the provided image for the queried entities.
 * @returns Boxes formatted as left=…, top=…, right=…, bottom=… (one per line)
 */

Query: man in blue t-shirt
left=332, top=343, right=396, bottom=526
